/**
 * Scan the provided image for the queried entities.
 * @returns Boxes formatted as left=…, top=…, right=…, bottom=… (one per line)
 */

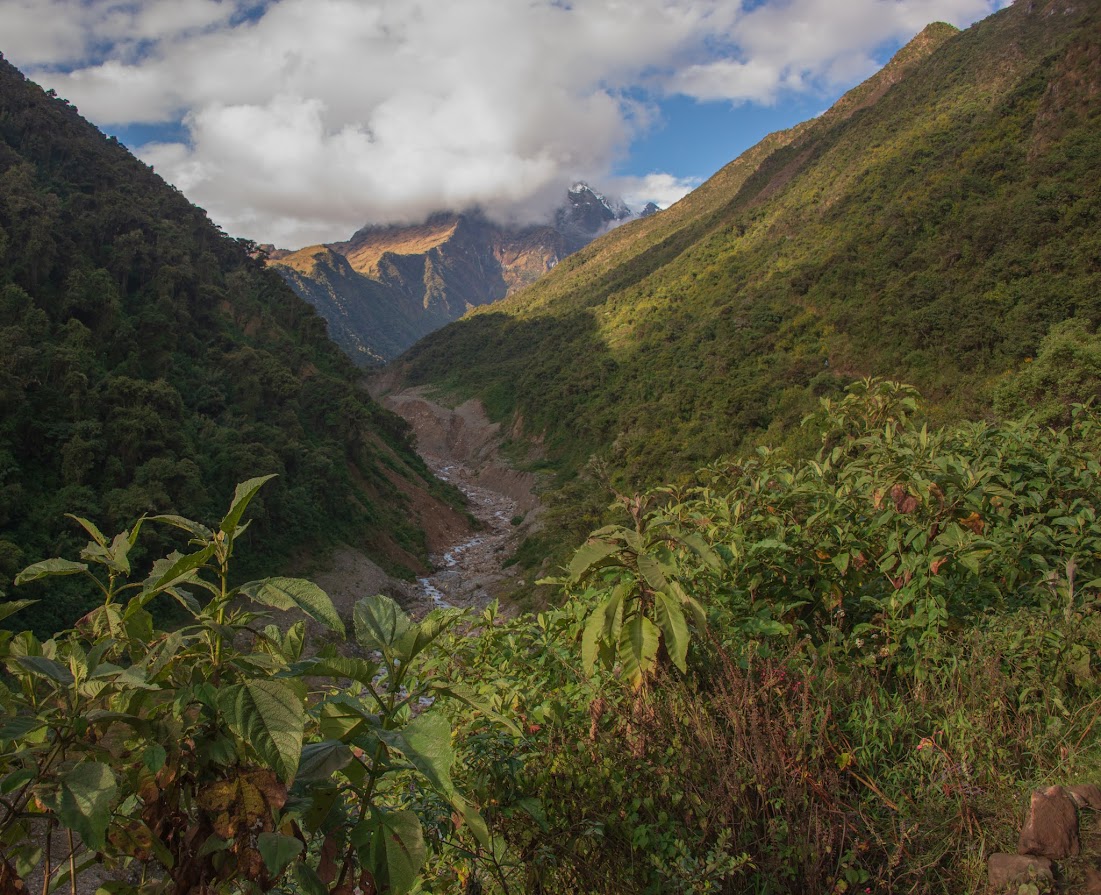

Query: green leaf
left=14, top=655, right=74, bottom=685
left=65, top=514, right=108, bottom=548
left=681, top=533, right=724, bottom=571
left=288, top=862, right=328, bottom=895
left=288, top=655, right=379, bottom=687
left=220, top=474, right=277, bottom=536
left=451, top=793, right=491, bottom=848
left=831, top=552, right=851, bottom=575
left=428, top=683, right=522, bottom=737
left=296, top=740, right=353, bottom=782
left=397, top=608, right=464, bottom=664
left=257, top=832, right=303, bottom=876
left=353, top=594, right=411, bottom=653
left=636, top=553, right=669, bottom=592
left=0, top=717, right=45, bottom=741
left=241, top=578, right=344, bottom=635
left=654, top=590, right=690, bottom=673
left=618, top=614, right=659, bottom=690
left=56, top=762, right=116, bottom=851
left=142, top=744, right=167, bottom=773
left=218, top=680, right=305, bottom=782
left=581, top=604, right=606, bottom=675
left=148, top=514, right=214, bottom=540
left=15, top=559, right=88, bottom=585
left=142, top=546, right=215, bottom=595
left=581, top=588, right=624, bottom=675
left=567, top=540, right=621, bottom=582
left=365, top=809, right=425, bottom=895
left=0, top=599, right=36, bottom=625
left=376, top=712, right=454, bottom=798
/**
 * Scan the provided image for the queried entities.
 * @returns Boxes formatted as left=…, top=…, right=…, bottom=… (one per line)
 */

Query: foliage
left=434, top=382, right=1101, bottom=894
left=0, top=58, right=461, bottom=635
left=0, top=477, right=504, bottom=895
left=401, top=0, right=1101, bottom=567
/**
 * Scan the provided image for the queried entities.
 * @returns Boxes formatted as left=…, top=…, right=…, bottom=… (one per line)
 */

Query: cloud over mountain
left=4, top=0, right=1008, bottom=246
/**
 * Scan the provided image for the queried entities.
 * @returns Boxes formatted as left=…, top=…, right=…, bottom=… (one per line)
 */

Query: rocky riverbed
left=312, top=383, right=542, bottom=620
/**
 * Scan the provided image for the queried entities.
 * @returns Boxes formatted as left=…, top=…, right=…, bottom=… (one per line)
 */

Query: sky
left=2, top=0, right=1011, bottom=248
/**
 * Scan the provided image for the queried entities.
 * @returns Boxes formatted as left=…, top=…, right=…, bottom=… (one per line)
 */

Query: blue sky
left=3, top=0, right=1009, bottom=247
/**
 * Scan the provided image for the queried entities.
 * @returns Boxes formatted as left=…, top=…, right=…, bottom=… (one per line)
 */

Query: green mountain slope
left=0, top=56, right=458, bottom=632
left=399, top=0, right=1101, bottom=547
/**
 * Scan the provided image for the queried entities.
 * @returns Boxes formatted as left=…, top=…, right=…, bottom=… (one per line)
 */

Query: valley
left=312, top=383, right=540, bottom=618
left=1, top=2, right=1100, bottom=893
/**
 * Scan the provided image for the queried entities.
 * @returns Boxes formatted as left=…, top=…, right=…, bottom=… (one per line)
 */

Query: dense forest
left=400, top=0, right=1101, bottom=564
left=0, top=56, right=460, bottom=633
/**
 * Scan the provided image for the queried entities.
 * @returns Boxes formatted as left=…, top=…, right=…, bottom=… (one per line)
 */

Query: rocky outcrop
left=270, top=185, right=657, bottom=364
left=1018, top=786, right=1081, bottom=859
left=988, top=781, right=1101, bottom=891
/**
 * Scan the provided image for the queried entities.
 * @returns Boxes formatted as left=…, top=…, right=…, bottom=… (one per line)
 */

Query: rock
left=988, top=854, right=1054, bottom=889
left=1018, top=785, right=1080, bottom=858
left=1067, top=784, right=1101, bottom=810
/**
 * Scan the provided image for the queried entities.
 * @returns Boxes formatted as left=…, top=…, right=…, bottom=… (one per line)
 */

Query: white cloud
left=616, top=173, right=702, bottom=210
left=5, top=0, right=1007, bottom=246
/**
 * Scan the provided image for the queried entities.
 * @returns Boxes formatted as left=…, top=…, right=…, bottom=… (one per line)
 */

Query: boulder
left=1067, top=784, right=1101, bottom=810
left=987, top=854, right=1054, bottom=889
left=1018, top=785, right=1080, bottom=858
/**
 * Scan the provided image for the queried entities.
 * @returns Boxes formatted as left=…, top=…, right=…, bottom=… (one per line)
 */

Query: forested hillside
left=0, top=56, right=458, bottom=633
left=399, top=0, right=1101, bottom=552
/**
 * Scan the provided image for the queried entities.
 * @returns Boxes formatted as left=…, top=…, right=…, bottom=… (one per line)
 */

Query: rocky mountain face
left=269, top=185, right=653, bottom=364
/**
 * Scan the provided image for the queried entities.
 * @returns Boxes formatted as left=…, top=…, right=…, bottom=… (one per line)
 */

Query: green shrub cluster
left=1, top=384, right=1098, bottom=893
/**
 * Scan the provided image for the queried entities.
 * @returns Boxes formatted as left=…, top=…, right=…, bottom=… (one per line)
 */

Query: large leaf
left=289, top=655, right=380, bottom=687
left=618, top=614, right=659, bottom=690
left=220, top=474, right=277, bottom=536
left=567, top=539, right=622, bottom=582
left=296, top=740, right=353, bottom=783
left=654, top=590, right=690, bottom=673
left=55, top=762, right=116, bottom=850
left=363, top=809, right=425, bottom=895
left=636, top=553, right=669, bottom=592
left=142, top=546, right=215, bottom=596
left=397, top=608, right=464, bottom=664
left=428, top=683, right=521, bottom=737
left=580, top=587, right=624, bottom=675
left=218, top=680, right=305, bottom=782
left=149, top=514, right=213, bottom=540
left=65, top=514, right=108, bottom=548
left=257, top=832, right=303, bottom=876
left=14, top=559, right=87, bottom=585
left=242, top=578, right=344, bottom=636
left=376, top=712, right=454, bottom=798
left=353, top=594, right=411, bottom=654
left=0, top=600, right=36, bottom=626
left=14, top=656, right=74, bottom=685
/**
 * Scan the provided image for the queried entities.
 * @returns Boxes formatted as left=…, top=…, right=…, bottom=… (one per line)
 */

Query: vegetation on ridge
left=0, top=56, right=460, bottom=634
left=399, top=0, right=1101, bottom=567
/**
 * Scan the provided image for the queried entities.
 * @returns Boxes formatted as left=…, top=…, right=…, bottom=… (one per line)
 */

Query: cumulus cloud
left=616, top=173, right=702, bottom=210
left=6, top=0, right=1008, bottom=246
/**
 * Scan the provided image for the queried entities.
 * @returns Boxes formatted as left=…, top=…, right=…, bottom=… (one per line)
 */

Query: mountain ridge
left=395, top=0, right=1101, bottom=553
left=269, top=185, right=655, bottom=363
left=0, top=54, right=462, bottom=632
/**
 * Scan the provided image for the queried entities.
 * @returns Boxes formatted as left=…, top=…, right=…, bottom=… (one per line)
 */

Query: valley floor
left=314, top=383, right=542, bottom=618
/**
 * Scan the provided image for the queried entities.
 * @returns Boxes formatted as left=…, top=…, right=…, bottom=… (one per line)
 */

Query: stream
left=410, top=456, right=523, bottom=614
